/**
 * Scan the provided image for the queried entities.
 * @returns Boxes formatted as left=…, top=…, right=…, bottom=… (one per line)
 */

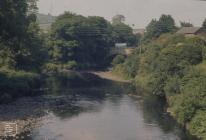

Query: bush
left=112, top=51, right=140, bottom=79
left=0, top=68, right=41, bottom=103
left=116, top=34, right=206, bottom=139
left=42, top=63, right=62, bottom=74
left=188, top=111, right=206, bottom=140
left=63, top=61, right=78, bottom=70
left=111, top=55, right=125, bottom=66
left=164, top=75, right=181, bottom=96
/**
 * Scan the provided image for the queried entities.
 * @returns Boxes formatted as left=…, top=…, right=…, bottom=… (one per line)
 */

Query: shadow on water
left=138, top=94, right=198, bottom=140
left=0, top=71, right=198, bottom=140
left=43, top=71, right=130, bottom=95
left=0, top=71, right=130, bottom=140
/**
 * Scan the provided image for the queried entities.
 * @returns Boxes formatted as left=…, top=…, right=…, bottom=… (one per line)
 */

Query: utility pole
left=49, top=0, right=53, bottom=15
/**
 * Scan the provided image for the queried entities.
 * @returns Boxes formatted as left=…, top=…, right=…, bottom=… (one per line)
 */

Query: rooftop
left=176, top=27, right=201, bottom=34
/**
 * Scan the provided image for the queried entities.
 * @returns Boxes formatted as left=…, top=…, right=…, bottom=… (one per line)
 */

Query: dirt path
left=90, top=71, right=130, bottom=83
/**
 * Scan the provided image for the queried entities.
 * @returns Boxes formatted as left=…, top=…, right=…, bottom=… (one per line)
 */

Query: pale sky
left=37, top=0, right=206, bottom=28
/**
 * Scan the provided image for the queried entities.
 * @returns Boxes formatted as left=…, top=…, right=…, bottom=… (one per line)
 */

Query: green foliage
left=0, top=68, right=41, bottom=103
left=112, top=15, right=125, bottom=25
left=112, top=23, right=138, bottom=46
left=143, top=15, right=176, bottom=42
left=188, top=111, right=206, bottom=140
left=42, top=63, right=62, bottom=74
left=114, top=33, right=206, bottom=139
left=49, top=12, right=113, bottom=69
left=164, top=75, right=181, bottom=96
left=112, top=51, right=140, bottom=79
left=64, top=61, right=78, bottom=70
left=137, top=35, right=205, bottom=94
left=111, top=55, right=125, bottom=66
left=0, top=0, right=47, bottom=71
left=0, top=0, right=48, bottom=103
left=144, top=19, right=159, bottom=40
left=168, top=66, right=206, bottom=140
left=158, top=15, right=176, bottom=34
left=203, top=19, right=206, bottom=29
left=0, top=0, right=28, bottom=40
left=180, top=21, right=193, bottom=27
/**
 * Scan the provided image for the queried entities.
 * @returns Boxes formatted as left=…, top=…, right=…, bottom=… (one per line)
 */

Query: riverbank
left=0, top=70, right=108, bottom=104
left=0, top=69, right=42, bottom=104
left=0, top=74, right=195, bottom=140
left=90, top=70, right=130, bottom=83
left=112, top=34, right=206, bottom=140
left=0, top=71, right=130, bottom=139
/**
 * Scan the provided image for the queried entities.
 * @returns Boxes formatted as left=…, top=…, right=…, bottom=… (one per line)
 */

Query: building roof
left=176, top=27, right=201, bottom=34
left=133, top=29, right=145, bottom=35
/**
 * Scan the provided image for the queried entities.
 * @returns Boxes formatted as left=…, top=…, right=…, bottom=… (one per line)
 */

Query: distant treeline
left=112, top=15, right=206, bottom=140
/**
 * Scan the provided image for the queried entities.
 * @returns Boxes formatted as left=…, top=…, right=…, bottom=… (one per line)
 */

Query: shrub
left=42, top=63, right=62, bottom=74
left=63, top=61, right=78, bottom=70
left=111, top=55, right=125, bottom=66
left=112, top=52, right=140, bottom=79
left=115, top=34, right=206, bottom=138
left=0, top=68, right=41, bottom=103
left=188, top=111, right=206, bottom=140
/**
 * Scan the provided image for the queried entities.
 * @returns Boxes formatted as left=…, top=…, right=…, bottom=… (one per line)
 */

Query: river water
left=0, top=73, right=196, bottom=140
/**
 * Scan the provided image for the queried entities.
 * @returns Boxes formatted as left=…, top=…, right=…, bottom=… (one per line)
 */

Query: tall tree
left=180, top=21, right=193, bottom=27
left=157, top=14, right=176, bottom=34
left=143, top=15, right=176, bottom=41
left=144, top=19, right=159, bottom=39
left=112, top=23, right=138, bottom=46
left=49, top=12, right=113, bottom=68
left=0, top=0, right=46, bottom=71
left=112, top=15, right=125, bottom=25
left=203, top=19, right=206, bottom=29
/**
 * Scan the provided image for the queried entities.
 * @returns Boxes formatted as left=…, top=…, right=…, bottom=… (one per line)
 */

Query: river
left=0, top=72, right=196, bottom=140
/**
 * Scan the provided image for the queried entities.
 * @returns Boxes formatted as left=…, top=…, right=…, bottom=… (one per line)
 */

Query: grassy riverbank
left=112, top=34, right=206, bottom=140
left=0, top=69, right=108, bottom=104
left=0, top=69, right=41, bottom=103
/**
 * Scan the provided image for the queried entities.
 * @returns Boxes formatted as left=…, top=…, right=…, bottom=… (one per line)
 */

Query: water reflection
left=0, top=73, right=197, bottom=140
left=31, top=94, right=192, bottom=140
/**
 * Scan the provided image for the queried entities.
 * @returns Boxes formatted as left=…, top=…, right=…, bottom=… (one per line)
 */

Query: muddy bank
left=89, top=71, right=130, bottom=83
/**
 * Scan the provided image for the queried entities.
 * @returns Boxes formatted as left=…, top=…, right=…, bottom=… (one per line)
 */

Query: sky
left=37, top=0, right=206, bottom=28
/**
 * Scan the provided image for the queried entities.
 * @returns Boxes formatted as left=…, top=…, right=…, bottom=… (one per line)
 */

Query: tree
left=143, top=15, right=176, bottom=41
left=112, top=23, right=138, bottom=46
left=202, top=19, right=206, bottom=29
left=144, top=19, right=159, bottom=39
left=180, top=21, right=193, bottom=27
left=0, top=0, right=28, bottom=41
left=112, top=55, right=125, bottom=66
left=157, top=15, right=176, bottom=34
left=49, top=12, right=113, bottom=69
left=0, top=0, right=46, bottom=71
left=112, top=15, right=125, bottom=25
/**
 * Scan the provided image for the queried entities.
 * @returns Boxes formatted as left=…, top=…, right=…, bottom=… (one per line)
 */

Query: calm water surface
left=32, top=95, right=184, bottom=140
left=0, top=74, right=196, bottom=140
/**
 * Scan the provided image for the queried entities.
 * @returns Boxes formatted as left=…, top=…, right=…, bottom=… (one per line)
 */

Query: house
left=115, top=43, right=127, bottom=48
left=176, top=27, right=206, bottom=36
left=133, top=29, right=145, bottom=35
